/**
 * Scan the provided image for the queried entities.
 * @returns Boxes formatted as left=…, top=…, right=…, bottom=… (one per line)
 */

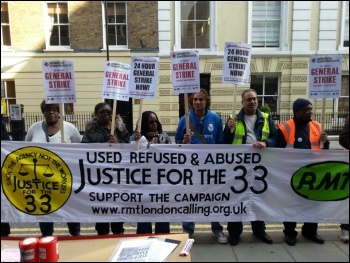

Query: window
left=1, top=80, right=16, bottom=116
left=104, top=1, right=127, bottom=48
left=46, top=2, right=70, bottom=48
left=341, top=1, right=349, bottom=48
left=250, top=75, right=279, bottom=112
left=1, top=2, right=11, bottom=47
left=334, top=75, right=349, bottom=112
left=251, top=1, right=282, bottom=48
left=175, top=1, right=215, bottom=52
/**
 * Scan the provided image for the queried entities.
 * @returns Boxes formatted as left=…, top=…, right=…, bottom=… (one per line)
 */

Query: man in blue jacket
left=175, top=89, right=227, bottom=244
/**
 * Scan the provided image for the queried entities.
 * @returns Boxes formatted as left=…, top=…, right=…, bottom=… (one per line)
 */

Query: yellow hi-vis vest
left=231, top=112, right=270, bottom=144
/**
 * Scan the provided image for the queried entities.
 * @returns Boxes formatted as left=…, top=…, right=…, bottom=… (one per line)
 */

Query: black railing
left=3, top=111, right=348, bottom=139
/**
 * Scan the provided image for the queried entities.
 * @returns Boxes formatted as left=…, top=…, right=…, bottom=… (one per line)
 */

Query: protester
left=81, top=102, right=130, bottom=235
left=25, top=99, right=82, bottom=236
left=223, top=89, right=278, bottom=246
left=1, top=119, right=11, bottom=237
left=277, top=98, right=329, bottom=246
left=338, top=116, right=349, bottom=243
left=131, top=111, right=172, bottom=234
left=175, top=89, right=227, bottom=244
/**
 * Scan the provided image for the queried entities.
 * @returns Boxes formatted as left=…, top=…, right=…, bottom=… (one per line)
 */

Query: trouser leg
left=182, top=222, right=195, bottom=235
left=251, top=220, right=266, bottom=235
left=67, top=222, right=80, bottom=236
left=227, top=222, right=243, bottom=237
left=137, top=223, right=152, bottom=234
left=283, top=222, right=298, bottom=238
left=111, top=222, right=124, bottom=234
left=302, top=222, right=318, bottom=236
left=39, top=222, right=54, bottom=236
left=95, top=223, right=110, bottom=235
left=155, top=222, right=170, bottom=234
left=1, top=223, right=10, bottom=237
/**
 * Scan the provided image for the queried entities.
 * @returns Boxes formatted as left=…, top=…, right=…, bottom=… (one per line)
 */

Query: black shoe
left=285, top=235, right=296, bottom=246
left=302, top=233, right=324, bottom=244
left=228, top=235, right=240, bottom=246
left=112, top=229, right=125, bottom=235
left=71, top=232, right=81, bottom=236
left=254, top=232, right=273, bottom=244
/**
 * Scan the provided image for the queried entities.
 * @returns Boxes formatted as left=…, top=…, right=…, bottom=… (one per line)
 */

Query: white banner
left=1, top=141, right=348, bottom=223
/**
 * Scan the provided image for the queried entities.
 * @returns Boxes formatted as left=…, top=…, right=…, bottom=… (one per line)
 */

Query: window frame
left=44, top=1, right=72, bottom=51
left=102, top=1, right=128, bottom=50
left=339, top=1, right=349, bottom=50
left=1, top=1, right=11, bottom=49
left=174, top=1, right=217, bottom=55
left=250, top=74, right=280, bottom=113
left=333, top=75, right=349, bottom=113
left=248, top=1, right=288, bottom=51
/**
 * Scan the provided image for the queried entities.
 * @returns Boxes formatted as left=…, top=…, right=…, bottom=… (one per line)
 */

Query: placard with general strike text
left=42, top=60, right=76, bottom=104
left=170, top=50, right=200, bottom=94
left=308, top=55, right=342, bottom=99
left=102, top=61, right=130, bottom=101
left=223, top=42, right=252, bottom=85
left=128, top=56, right=159, bottom=99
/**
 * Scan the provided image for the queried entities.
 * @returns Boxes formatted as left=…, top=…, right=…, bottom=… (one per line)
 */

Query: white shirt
left=25, top=121, right=82, bottom=143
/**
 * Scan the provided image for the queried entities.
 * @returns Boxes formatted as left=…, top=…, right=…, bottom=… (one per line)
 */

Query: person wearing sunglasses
left=82, top=102, right=130, bottom=235
left=131, top=111, right=172, bottom=234
left=25, top=99, right=82, bottom=237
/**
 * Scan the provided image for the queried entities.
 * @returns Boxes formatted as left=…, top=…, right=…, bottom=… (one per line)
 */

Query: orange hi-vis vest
left=278, top=119, right=322, bottom=149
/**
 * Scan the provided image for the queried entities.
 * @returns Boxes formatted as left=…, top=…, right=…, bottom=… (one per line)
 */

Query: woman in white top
left=25, top=99, right=81, bottom=236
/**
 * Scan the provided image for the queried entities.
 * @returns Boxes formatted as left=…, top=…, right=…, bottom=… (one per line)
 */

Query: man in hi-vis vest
left=278, top=98, right=329, bottom=246
left=223, top=89, right=278, bottom=246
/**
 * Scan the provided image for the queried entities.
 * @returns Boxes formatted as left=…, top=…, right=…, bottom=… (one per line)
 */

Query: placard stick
left=320, top=98, right=326, bottom=148
left=59, top=103, right=65, bottom=143
left=135, top=98, right=144, bottom=150
left=231, top=84, right=238, bottom=133
left=184, top=93, right=190, bottom=134
left=111, top=99, right=117, bottom=135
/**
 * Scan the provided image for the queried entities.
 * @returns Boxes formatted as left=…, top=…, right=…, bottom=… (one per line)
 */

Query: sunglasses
left=148, top=120, right=159, bottom=125
left=99, top=109, right=112, bottom=115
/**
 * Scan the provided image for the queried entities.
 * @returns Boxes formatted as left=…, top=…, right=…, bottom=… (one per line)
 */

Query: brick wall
left=9, top=1, right=45, bottom=50
left=69, top=1, right=103, bottom=50
left=127, top=1, right=158, bottom=51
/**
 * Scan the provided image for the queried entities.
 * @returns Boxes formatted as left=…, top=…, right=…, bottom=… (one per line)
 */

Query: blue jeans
left=182, top=222, right=223, bottom=235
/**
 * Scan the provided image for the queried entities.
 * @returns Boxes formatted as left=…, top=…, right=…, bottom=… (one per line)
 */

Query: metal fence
left=3, top=111, right=348, bottom=139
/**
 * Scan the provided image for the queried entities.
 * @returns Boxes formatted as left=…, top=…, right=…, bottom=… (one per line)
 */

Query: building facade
left=1, top=1, right=349, bottom=133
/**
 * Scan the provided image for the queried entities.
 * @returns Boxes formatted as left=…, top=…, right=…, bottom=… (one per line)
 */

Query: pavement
left=3, top=222, right=349, bottom=262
